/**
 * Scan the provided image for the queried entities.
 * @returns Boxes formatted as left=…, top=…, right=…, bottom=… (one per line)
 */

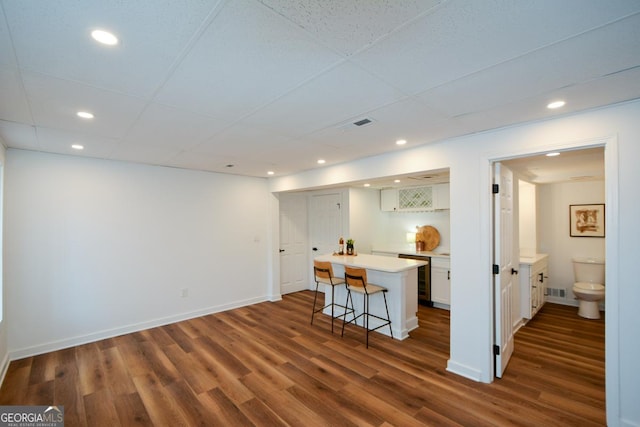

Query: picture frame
left=569, top=204, right=605, bottom=237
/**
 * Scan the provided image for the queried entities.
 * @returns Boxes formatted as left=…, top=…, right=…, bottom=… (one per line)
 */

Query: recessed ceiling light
left=317, top=159, right=326, bottom=164
left=547, top=100, right=566, bottom=109
left=91, top=29, right=118, bottom=46
left=546, top=152, right=561, bottom=157
left=267, top=171, right=274, bottom=175
left=396, top=139, right=407, bottom=146
left=71, top=144, right=84, bottom=150
left=363, top=183, right=370, bottom=187
left=77, top=111, right=94, bottom=119
left=394, top=179, right=401, bottom=183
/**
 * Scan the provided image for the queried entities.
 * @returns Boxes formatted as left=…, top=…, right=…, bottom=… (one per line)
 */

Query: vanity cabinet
left=431, top=257, right=450, bottom=308
left=380, top=184, right=449, bottom=212
left=519, top=254, right=548, bottom=319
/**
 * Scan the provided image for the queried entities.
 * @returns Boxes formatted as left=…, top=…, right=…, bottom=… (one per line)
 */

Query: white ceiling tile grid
left=0, top=0, right=639, bottom=178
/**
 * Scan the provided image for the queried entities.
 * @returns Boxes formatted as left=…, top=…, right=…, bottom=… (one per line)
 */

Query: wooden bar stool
left=342, top=266, right=393, bottom=348
left=311, top=260, right=354, bottom=333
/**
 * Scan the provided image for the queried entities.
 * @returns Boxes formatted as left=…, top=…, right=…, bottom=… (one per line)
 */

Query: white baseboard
left=0, top=350, right=10, bottom=389
left=446, top=359, right=487, bottom=383
left=9, top=296, right=269, bottom=360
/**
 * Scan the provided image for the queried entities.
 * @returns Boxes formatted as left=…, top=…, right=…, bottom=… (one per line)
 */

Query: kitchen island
left=314, top=253, right=428, bottom=340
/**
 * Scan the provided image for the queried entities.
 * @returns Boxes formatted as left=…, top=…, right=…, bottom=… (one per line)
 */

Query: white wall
left=338, top=187, right=451, bottom=255
left=538, top=180, right=606, bottom=306
left=4, top=150, right=274, bottom=358
left=374, top=209, right=450, bottom=253
left=0, top=144, right=7, bottom=383
left=347, top=187, right=383, bottom=254
left=518, top=180, right=537, bottom=257
left=270, top=100, right=640, bottom=426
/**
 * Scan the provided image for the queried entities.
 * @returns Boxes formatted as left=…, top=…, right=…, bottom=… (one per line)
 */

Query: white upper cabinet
left=381, top=188, right=398, bottom=211
left=380, top=184, right=449, bottom=212
left=434, top=183, right=450, bottom=210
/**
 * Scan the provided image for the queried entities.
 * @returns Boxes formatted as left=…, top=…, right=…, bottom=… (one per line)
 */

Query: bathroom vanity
left=519, top=254, right=549, bottom=319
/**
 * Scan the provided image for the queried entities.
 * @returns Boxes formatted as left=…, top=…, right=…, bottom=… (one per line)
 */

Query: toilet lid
left=574, top=282, right=605, bottom=291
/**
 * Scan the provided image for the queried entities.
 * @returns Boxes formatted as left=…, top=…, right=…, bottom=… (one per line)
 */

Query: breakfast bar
left=313, top=253, right=428, bottom=340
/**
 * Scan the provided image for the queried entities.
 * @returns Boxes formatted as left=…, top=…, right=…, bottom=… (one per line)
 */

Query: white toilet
left=572, top=257, right=605, bottom=319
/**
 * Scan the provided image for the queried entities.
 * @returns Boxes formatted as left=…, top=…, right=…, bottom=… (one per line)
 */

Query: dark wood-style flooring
left=0, top=292, right=605, bottom=426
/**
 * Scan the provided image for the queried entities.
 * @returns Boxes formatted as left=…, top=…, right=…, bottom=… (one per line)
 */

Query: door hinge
left=492, top=184, right=499, bottom=194
left=492, top=264, right=500, bottom=274
left=494, top=344, right=500, bottom=355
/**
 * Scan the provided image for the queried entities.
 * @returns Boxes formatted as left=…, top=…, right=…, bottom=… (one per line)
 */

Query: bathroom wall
left=538, top=180, right=606, bottom=306
left=518, top=180, right=537, bottom=257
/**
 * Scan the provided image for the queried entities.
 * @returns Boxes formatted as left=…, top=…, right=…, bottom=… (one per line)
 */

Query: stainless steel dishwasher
left=398, top=254, right=432, bottom=307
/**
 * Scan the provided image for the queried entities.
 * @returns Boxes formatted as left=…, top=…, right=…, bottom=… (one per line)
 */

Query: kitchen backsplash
left=373, top=210, right=450, bottom=251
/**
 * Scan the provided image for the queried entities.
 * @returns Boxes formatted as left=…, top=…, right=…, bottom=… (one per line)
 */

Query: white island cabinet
left=431, top=257, right=451, bottom=308
left=313, top=253, right=427, bottom=340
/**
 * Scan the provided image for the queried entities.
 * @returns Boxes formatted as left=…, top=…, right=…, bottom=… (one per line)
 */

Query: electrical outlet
left=180, top=288, right=188, bottom=298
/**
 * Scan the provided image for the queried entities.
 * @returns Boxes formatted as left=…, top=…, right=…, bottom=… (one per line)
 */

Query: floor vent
left=547, top=288, right=566, bottom=298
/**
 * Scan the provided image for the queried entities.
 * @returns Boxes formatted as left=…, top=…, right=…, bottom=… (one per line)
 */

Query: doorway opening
left=490, top=142, right=612, bottom=413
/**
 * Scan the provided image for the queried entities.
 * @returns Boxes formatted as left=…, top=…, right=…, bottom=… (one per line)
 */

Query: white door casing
left=494, top=162, right=516, bottom=378
left=279, top=194, right=308, bottom=294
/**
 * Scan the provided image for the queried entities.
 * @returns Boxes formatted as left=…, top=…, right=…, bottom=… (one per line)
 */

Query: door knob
left=312, top=247, right=318, bottom=251
left=279, top=249, right=285, bottom=253
left=511, top=268, right=518, bottom=275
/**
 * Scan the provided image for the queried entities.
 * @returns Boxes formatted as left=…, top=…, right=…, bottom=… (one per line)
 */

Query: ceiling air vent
left=353, top=118, right=373, bottom=127
left=337, top=117, right=375, bottom=131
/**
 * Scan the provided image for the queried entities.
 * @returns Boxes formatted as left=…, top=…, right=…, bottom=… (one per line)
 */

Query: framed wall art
left=569, top=204, right=605, bottom=237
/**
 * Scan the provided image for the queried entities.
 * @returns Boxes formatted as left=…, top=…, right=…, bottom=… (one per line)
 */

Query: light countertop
left=315, top=253, right=428, bottom=273
left=519, top=253, right=548, bottom=265
left=371, top=246, right=451, bottom=259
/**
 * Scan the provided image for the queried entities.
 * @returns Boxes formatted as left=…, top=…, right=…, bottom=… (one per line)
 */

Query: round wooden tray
left=416, top=225, right=440, bottom=251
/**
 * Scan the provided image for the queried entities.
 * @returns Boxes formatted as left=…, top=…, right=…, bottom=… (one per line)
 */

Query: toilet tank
left=572, top=257, right=605, bottom=284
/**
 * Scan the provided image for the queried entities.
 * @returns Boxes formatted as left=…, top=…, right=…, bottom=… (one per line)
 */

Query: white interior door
left=279, top=194, right=308, bottom=294
left=494, top=162, right=516, bottom=378
left=309, top=193, right=343, bottom=258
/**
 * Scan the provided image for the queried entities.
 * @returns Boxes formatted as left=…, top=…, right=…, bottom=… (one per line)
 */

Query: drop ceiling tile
left=353, top=0, right=640, bottom=95
left=263, top=139, right=343, bottom=170
left=192, top=123, right=294, bottom=155
left=2, top=0, right=220, bottom=97
left=0, top=66, right=32, bottom=124
left=416, top=12, right=640, bottom=118
left=539, top=67, right=640, bottom=117
left=323, top=97, right=449, bottom=145
left=0, top=5, right=16, bottom=68
left=155, top=0, right=344, bottom=122
left=439, top=66, right=640, bottom=138
left=166, top=150, right=241, bottom=174
left=22, top=72, right=148, bottom=138
left=257, top=0, right=442, bottom=56
left=243, top=62, right=405, bottom=137
left=109, top=142, right=182, bottom=166
left=0, top=121, right=39, bottom=150
left=122, top=103, right=227, bottom=150
left=35, top=127, right=119, bottom=158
